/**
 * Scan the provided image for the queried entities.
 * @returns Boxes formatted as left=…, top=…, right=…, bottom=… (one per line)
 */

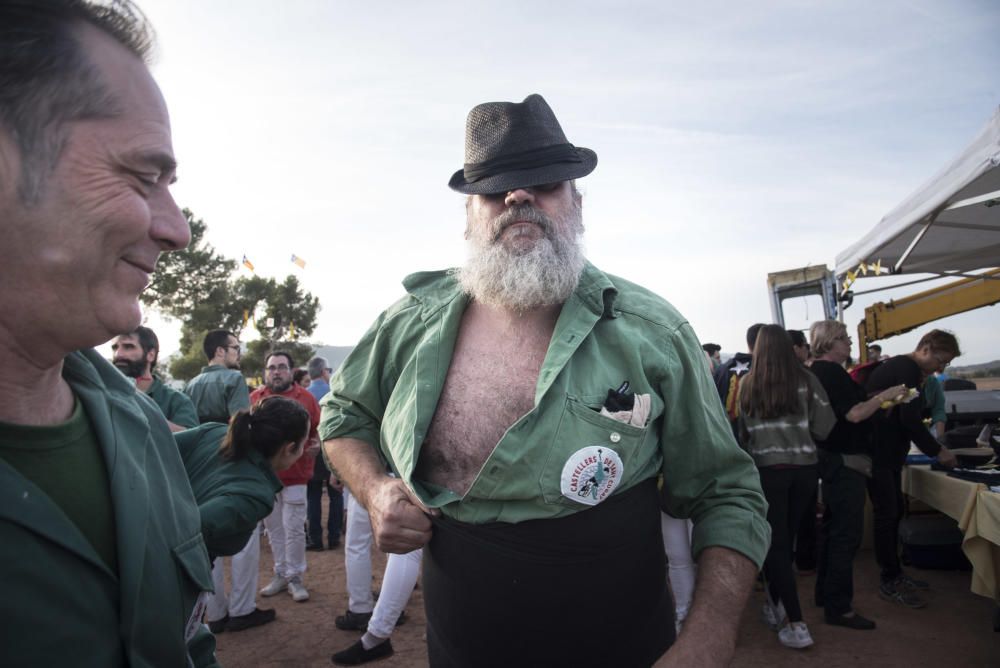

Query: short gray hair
left=307, top=356, right=329, bottom=379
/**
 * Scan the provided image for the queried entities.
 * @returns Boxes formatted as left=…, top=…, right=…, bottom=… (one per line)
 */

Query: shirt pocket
left=172, top=532, right=214, bottom=641
left=538, top=394, right=649, bottom=507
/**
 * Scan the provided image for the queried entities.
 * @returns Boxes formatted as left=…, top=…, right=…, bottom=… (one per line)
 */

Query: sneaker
left=331, top=638, right=394, bottom=665
left=288, top=576, right=309, bottom=602
left=206, top=615, right=228, bottom=634
left=761, top=599, right=786, bottom=631
left=335, top=609, right=373, bottom=631
left=778, top=622, right=814, bottom=649
left=260, top=574, right=290, bottom=597
left=225, top=607, right=276, bottom=632
left=898, top=573, right=930, bottom=591
left=879, top=577, right=927, bottom=608
left=825, top=611, right=876, bottom=630
left=306, top=543, right=325, bottom=552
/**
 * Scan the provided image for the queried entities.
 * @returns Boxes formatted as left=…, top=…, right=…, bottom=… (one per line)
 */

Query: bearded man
left=112, top=325, right=197, bottom=431
left=252, top=351, right=320, bottom=603
left=320, top=94, right=769, bottom=667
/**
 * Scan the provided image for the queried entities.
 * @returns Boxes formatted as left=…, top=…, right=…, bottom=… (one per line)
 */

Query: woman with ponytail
left=175, top=396, right=311, bottom=560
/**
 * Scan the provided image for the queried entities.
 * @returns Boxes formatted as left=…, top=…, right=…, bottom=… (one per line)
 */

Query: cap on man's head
left=448, top=94, right=597, bottom=195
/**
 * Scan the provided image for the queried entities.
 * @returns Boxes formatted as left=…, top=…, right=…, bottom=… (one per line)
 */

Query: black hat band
left=463, top=143, right=581, bottom=183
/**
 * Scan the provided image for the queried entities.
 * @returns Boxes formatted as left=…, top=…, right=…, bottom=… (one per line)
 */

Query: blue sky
left=130, top=0, right=1000, bottom=364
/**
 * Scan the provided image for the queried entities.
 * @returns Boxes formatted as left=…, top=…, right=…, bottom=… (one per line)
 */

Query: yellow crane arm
left=857, top=268, right=1000, bottom=363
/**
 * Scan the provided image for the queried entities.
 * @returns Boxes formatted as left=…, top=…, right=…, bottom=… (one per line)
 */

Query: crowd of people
left=0, top=2, right=973, bottom=666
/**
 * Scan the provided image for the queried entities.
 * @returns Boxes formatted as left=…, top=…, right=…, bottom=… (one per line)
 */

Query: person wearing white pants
left=261, top=484, right=310, bottom=601
left=661, top=512, right=696, bottom=633
left=205, top=528, right=274, bottom=632
left=332, top=489, right=422, bottom=665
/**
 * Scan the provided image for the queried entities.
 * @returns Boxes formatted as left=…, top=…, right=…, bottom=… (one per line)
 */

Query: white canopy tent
left=836, top=107, right=1000, bottom=279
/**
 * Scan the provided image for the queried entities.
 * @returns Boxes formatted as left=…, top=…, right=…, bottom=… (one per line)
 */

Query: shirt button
left=610, top=432, right=621, bottom=443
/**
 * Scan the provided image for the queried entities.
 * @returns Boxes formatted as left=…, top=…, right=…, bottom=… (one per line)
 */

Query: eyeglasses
left=835, top=334, right=852, bottom=342
left=266, top=364, right=290, bottom=373
left=226, top=345, right=241, bottom=352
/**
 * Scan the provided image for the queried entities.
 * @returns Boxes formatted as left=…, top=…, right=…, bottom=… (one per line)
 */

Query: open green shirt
left=319, top=263, right=770, bottom=566
left=184, top=365, right=250, bottom=423
left=148, top=375, right=199, bottom=428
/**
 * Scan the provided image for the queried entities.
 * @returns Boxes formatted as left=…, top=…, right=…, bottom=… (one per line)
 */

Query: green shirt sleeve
left=164, top=389, right=199, bottom=429
left=658, top=323, right=771, bottom=568
left=227, top=375, right=251, bottom=415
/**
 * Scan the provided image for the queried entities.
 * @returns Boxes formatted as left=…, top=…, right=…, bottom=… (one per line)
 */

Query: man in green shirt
left=0, top=2, right=216, bottom=665
left=185, top=329, right=251, bottom=424
left=112, top=325, right=198, bottom=431
left=321, top=94, right=770, bottom=666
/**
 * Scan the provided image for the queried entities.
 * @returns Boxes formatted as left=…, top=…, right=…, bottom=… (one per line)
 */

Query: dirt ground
left=212, top=506, right=1000, bottom=668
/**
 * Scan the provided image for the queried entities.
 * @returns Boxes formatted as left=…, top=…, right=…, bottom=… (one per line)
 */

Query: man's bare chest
left=416, top=308, right=556, bottom=495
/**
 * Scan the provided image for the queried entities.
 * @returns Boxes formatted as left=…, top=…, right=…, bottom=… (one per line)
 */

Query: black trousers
left=815, top=452, right=867, bottom=616
left=423, top=479, right=675, bottom=668
left=306, top=479, right=343, bottom=546
left=759, top=466, right=817, bottom=623
left=866, top=465, right=904, bottom=582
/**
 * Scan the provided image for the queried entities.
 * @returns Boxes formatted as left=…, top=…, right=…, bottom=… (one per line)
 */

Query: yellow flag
left=291, top=254, right=306, bottom=269
left=289, top=321, right=296, bottom=338
left=242, top=255, right=255, bottom=272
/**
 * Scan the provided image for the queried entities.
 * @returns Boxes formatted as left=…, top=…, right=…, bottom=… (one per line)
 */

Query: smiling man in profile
left=321, top=94, right=769, bottom=667
left=0, top=1, right=217, bottom=665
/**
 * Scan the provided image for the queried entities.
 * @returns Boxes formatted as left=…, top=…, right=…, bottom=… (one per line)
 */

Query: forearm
left=663, top=546, right=757, bottom=666
left=322, top=436, right=389, bottom=509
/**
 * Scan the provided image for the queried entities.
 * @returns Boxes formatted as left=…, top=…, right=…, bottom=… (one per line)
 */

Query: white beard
left=455, top=202, right=586, bottom=312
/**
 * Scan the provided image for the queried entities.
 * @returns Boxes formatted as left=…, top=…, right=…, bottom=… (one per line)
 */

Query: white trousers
left=263, top=484, right=308, bottom=579
left=205, top=527, right=260, bottom=620
left=661, top=512, right=696, bottom=623
left=343, top=489, right=422, bottom=638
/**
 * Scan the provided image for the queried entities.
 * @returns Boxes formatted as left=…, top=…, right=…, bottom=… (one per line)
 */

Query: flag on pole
left=291, top=254, right=306, bottom=269
left=242, top=255, right=255, bottom=272
left=289, top=321, right=296, bottom=338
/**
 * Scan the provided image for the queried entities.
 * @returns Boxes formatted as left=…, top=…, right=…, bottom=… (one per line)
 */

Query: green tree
left=142, top=209, right=236, bottom=323
left=145, top=210, right=322, bottom=382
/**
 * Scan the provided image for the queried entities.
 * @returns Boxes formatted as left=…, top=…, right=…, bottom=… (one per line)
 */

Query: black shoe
left=899, top=573, right=930, bottom=590
left=226, top=607, right=277, bottom=632
left=328, top=538, right=341, bottom=549
left=879, top=577, right=927, bottom=609
left=207, top=615, right=228, bottom=634
left=332, top=639, right=394, bottom=665
left=825, top=611, right=876, bottom=630
left=335, top=609, right=373, bottom=631
left=306, top=543, right=326, bottom=552
left=395, top=610, right=407, bottom=627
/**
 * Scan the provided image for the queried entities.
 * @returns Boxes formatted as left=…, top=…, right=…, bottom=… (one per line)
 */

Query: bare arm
left=322, top=436, right=435, bottom=553
left=845, top=384, right=907, bottom=423
left=660, top=546, right=757, bottom=667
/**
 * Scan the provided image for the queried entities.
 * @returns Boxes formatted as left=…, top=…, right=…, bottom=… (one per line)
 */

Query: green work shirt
left=320, top=262, right=770, bottom=567
left=148, top=375, right=199, bottom=428
left=184, top=364, right=250, bottom=423
left=0, top=350, right=217, bottom=667
left=175, top=423, right=283, bottom=560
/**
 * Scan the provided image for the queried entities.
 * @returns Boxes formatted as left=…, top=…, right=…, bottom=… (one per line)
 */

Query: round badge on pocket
left=560, top=445, right=624, bottom=506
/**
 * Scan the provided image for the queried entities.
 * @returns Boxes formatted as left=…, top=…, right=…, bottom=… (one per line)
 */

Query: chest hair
left=416, top=303, right=557, bottom=495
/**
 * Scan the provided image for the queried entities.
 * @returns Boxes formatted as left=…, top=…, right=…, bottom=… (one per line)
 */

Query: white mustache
left=491, top=205, right=553, bottom=242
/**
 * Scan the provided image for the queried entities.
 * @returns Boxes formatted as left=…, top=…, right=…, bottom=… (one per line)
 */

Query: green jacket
left=320, top=263, right=770, bottom=567
left=176, top=423, right=283, bottom=560
left=148, top=375, right=199, bottom=428
left=0, top=350, right=217, bottom=667
left=184, top=365, right=250, bottom=423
